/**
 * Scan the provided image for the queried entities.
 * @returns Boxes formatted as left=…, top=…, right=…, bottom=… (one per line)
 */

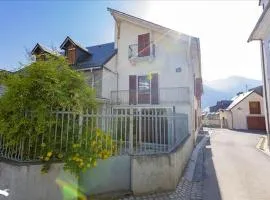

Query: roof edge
left=107, top=7, right=197, bottom=40
left=248, top=2, right=270, bottom=42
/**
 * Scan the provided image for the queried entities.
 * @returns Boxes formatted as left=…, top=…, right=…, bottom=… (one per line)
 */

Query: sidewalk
left=118, top=134, right=209, bottom=200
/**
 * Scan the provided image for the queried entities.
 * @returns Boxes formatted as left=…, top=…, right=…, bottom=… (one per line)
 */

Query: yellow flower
left=93, top=161, right=97, bottom=167
left=44, top=157, right=50, bottom=161
left=47, top=152, right=52, bottom=157
left=41, top=143, right=46, bottom=148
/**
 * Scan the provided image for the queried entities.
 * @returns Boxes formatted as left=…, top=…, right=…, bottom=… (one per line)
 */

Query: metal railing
left=0, top=108, right=189, bottom=162
left=111, top=87, right=190, bottom=105
left=128, top=44, right=155, bottom=60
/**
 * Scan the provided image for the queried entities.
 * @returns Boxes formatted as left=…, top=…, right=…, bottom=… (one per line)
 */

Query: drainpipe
left=260, top=41, right=270, bottom=148
left=230, top=110, right=234, bottom=129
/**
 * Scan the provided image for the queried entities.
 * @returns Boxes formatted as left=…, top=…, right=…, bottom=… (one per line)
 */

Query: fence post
left=129, top=108, right=133, bottom=154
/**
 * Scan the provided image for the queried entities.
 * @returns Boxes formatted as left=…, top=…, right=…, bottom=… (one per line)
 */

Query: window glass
left=138, top=76, right=150, bottom=92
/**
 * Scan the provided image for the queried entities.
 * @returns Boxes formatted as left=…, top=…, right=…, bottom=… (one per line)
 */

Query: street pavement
left=119, top=128, right=270, bottom=200
left=204, top=128, right=270, bottom=200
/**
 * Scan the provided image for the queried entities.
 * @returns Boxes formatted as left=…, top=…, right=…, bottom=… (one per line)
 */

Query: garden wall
left=0, top=162, right=78, bottom=200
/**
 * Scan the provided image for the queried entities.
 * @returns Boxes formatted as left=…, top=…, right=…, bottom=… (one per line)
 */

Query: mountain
left=202, top=76, right=262, bottom=109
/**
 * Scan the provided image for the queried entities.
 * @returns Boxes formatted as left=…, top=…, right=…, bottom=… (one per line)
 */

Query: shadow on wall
left=203, top=139, right=222, bottom=200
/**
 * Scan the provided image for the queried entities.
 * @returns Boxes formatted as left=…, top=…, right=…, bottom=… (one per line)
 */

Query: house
left=26, top=8, right=203, bottom=195
left=209, top=100, right=232, bottom=113
left=30, top=8, right=202, bottom=139
left=248, top=0, right=270, bottom=136
left=107, top=8, right=203, bottom=138
left=220, top=87, right=266, bottom=130
left=31, top=39, right=117, bottom=105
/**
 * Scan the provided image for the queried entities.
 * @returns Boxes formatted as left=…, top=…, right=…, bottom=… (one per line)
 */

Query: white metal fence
left=0, top=108, right=189, bottom=162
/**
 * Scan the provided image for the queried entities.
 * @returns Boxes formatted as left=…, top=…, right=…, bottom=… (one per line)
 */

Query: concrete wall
left=79, top=156, right=131, bottom=195
left=0, top=162, right=78, bottom=200
left=131, top=134, right=194, bottom=195
left=202, top=119, right=221, bottom=128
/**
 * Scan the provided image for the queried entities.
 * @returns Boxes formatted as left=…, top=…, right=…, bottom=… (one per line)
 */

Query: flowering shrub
left=40, top=128, right=116, bottom=177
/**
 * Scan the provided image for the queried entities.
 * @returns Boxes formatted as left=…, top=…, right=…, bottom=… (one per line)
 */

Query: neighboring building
left=220, top=88, right=265, bottom=130
left=248, top=0, right=270, bottom=140
left=209, top=100, right=232, bottom=113
left=31, top=39, right=117, bottom=104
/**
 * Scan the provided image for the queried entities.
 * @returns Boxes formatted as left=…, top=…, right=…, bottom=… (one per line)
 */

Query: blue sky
left=0, top=1, right=263, bottom=81
left=0, top=1, right=146, bottom=70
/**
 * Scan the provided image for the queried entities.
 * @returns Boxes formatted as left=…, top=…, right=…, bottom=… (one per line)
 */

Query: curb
left=256, top=136, right=270, bottom=157
left=185, top=134, right=209, bottom=181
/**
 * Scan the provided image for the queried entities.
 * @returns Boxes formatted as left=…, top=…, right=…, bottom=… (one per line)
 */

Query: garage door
left=247, top=116, right=266, bottom=130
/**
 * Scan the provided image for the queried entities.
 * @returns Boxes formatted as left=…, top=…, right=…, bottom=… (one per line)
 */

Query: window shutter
left=151, top=73, right=159, bottom=104
left=129, top=75, right=137, bottom=105
left=138, top=33, right=150, bottom=57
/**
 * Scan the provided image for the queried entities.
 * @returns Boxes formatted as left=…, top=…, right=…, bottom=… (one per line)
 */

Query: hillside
left=202, top=76, right=262, bottom=109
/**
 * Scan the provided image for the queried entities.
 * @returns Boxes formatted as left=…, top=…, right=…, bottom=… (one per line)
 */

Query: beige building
left=220, top=89, right=265, bottom=130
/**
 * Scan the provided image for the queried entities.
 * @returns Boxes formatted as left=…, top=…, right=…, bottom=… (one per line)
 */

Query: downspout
left=230, top=110, right=234, bottom=129
left=260, top=41, right=270, bottom=147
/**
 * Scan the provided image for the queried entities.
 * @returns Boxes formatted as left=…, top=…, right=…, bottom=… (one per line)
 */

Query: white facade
left=220, top=91, right=264, bottom=130
left=249, top=0, right=270, bottom=135
left=108, top=9, right=202, bottom=137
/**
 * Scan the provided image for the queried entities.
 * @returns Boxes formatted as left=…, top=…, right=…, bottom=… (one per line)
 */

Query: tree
left=0, top=55, right=114, bottom=176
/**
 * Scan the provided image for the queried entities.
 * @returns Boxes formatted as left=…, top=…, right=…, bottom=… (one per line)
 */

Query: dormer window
left=60, top=36, right=91, bottom=66
left=31, top=43, right=55, bottom=61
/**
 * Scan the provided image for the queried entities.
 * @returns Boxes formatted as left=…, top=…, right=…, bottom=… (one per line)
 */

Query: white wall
left=102, top=55, right=117, bottom=99
left=115, top=20, right=200, bottom=136
left=231, top=92, right=264, bottom=130
left=116, top=21, right=192, bottom=91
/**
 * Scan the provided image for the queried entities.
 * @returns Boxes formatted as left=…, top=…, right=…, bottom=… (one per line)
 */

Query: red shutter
left=151, top=73, right=159, bottom=104
left=195, top=78, right=203, bottom=99
left=138, top=33, right=150, bottom=57
left=129, top=75, right=137, bottom=105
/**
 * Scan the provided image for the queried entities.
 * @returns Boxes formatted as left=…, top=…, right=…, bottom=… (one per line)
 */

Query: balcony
left=128, top=43, right=155, bottom=61
left=111, top=87, right=190, bottom=105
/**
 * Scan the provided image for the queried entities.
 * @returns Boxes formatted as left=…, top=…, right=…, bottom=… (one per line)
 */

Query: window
left=138, top=33, right=150, bottom=57
left=129, top=73, right=159, bottom=105
left=249, top=101, right=261, bottom=114
left=138, top=76, right=151, bottom=104
left=138, top=76, right=150, bottom=93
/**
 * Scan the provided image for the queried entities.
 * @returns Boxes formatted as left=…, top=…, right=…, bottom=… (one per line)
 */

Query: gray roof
left=75, top=42, right=117, bottom=70
left=31, top=43, right=60, bottom=56
left=60, top=36, right=91, bottom=54
left=226, top=91, right=254, bottom=111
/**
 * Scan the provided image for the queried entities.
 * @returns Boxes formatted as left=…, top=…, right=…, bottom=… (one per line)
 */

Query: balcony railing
left=128, top=43, right=155, bottom=60
left=111, top=87, right=190, bottom=105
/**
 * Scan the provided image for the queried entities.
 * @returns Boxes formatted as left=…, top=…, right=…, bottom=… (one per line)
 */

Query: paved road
left=204, top=128, right=270, bottom=200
